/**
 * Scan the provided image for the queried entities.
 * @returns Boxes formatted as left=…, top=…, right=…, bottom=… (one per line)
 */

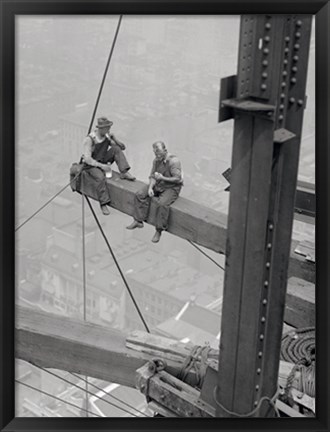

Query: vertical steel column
left=216, top=15, right=312, bottom=417
left=258, top=16, right=312, bottom=417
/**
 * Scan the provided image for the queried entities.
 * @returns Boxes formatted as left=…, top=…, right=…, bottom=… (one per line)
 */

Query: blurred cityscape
left=15, top=16, right=315, bottom=417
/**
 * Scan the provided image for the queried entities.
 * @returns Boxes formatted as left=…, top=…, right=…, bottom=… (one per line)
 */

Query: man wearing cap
left=81, top=117, right=135, bottom=215
left=126, top=141, right=183, bottom=243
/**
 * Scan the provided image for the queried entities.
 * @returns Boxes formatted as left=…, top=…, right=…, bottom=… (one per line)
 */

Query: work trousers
left=82, top=145, right=130, bottom=205
left=134, top=184, right=180, bottom=231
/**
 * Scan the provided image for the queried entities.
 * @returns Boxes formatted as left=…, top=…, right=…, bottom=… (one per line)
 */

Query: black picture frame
left=1, top=0, right=329, bottom=431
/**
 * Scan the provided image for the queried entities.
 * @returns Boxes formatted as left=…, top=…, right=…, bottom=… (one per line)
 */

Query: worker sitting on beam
left=126, top=141, right=183, bottom=243
left=81, top=116, right=136, bottom=215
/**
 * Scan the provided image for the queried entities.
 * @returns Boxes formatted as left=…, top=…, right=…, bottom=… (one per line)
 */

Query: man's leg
left=82, top=167, right=111, bottom=215
left=105, top=145, right=135, bottom=181
left=126, top=184, right=150, bottom=229
left=152, top=188, right=179, bottom=242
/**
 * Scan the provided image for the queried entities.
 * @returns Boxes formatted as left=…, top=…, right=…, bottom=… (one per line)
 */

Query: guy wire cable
left=69, top=372, right=151, bottom=417
left=15, top=172, right=81, bottom=231
left=85, top=197, right=150, bottom=333
left=81, top=188, right=88, bottom=416
left=15, top=380, right=102, bottom=417
left=81, top=15, right=123, bottom=415
left=188, top=240, right=225, bottom=271
left=15, top=14, right=123, bottom=233
left=35, top=366, right=141, bottom=417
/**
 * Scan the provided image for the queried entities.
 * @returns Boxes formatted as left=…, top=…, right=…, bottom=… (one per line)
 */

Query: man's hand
left=101, top=164, right=112, bottom=173
left=148, top=188, right=154, bottom=197
left=153, top=172, right=164, bottom=181
left=110, top=134, right=126, bottom=150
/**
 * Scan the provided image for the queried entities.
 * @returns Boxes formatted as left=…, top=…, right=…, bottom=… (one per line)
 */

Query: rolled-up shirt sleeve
left=169, top=157, right=182, bottom=182
left=82, top=136, right=99, bottom=167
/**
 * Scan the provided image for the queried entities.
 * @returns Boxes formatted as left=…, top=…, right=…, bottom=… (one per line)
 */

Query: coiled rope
left=281, top=327, right=315, bottom=398
left=177, top=344, right=212, bottom=388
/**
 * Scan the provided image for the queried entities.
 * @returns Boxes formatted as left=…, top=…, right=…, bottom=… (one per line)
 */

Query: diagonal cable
left=81, top=14, right=123, bottom=413
left=36, top=366, right=140, bottom=417
left=15, top=172, right=80, bottom=231
left=69, top=372, right=150, bottom=417
left=84, top=196, right=150, bottom=333
left=188, top=240, right=225, bottom=271
left=81, top=12, right=124, bottom=324
left=87, top=15, right=123, bottom=134
left=81, top=189, right=88, bottom=415
left=15, top=379, right=102, bottom=417
left=15, top=16, right=123, bottom=233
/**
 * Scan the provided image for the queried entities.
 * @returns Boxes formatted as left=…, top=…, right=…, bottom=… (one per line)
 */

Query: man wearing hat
left=126, top=141, right=183, bottom=243
left=82, top=116, right=136, bottom=215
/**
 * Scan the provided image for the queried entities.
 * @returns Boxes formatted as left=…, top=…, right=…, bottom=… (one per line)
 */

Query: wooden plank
left=126, top=330, right=218, bottom=362
left=276, top=399, right=305, bottom=417
left=285, top=277, right=315, bottom=327
left=278, top=360, right=299, bottom=389
left=74, top=171, right=315, bottom=283
left=295, top=181, right=315, bottom=218
left=282, top=322, right=296, bottom=335
left=291, top=388, right=315, bottom=413
left=15, top=306, right=196, bottom=388
left=288, top=241, right=315, bottom=283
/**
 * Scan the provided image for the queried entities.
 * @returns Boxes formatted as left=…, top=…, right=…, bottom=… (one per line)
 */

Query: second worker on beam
left=126, top=141, right=183, bottom=243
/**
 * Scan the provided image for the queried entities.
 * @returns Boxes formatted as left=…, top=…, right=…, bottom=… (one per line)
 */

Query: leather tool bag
left=69, top=157, right=84, bottom=192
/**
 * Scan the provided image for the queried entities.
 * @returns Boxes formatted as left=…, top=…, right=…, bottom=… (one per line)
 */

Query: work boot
left=126, top=220, right=143, bottom=230
left=100, top=204, right=110, bottom=216
left=151, top=230, right=162, bottom=243
left=120, top=171, right=136, bottom=181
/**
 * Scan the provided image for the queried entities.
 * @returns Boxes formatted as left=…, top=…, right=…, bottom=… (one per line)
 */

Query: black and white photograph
left=2, top=3, right=328, bottom=427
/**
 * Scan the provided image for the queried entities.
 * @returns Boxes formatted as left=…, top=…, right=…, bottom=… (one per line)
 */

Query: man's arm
left=109, top=134, right=126, bottom=150
left=154, top=157, right=183, bottom=184
left=82, top=136, right=109, bottom=171
left=148, top=160, right=157, bottom=196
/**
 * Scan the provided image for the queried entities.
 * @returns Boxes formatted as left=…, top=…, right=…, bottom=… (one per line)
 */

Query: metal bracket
left=219, top=75, right=237, bottom=122
left=274, top=128, right=296, bottom=143
left=221, top=98, right=276, bottom=121
left=221, top=98, right=276, bottom=113
left=136, top=360, right=215, bottom=417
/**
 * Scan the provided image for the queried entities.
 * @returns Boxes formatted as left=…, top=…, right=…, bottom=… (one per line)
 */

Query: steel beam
left=216, top=14, right=312, bottom=418
left=72, top=172, right=315, bottom=283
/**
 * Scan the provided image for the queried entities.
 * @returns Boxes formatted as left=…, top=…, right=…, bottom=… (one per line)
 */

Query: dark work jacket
left=89, top=134, right=111, bottom=164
